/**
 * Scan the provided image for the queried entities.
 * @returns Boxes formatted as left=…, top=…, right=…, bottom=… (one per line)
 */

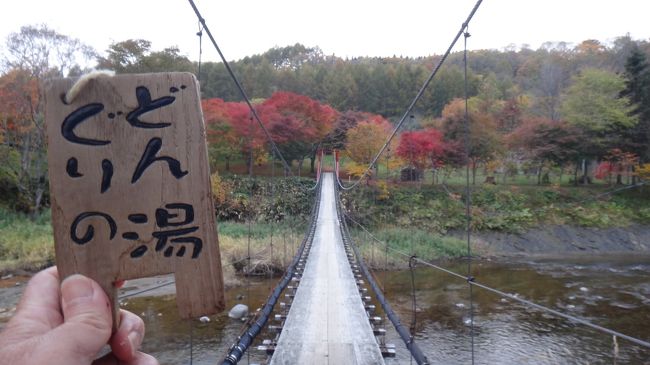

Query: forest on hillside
left=1, top=25, right=650, bottom=215
left=97, top=36, right=650, bottom=120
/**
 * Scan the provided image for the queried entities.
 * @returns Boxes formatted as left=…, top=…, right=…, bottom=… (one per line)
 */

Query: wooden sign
left=45, top=72, right=225, bottom=325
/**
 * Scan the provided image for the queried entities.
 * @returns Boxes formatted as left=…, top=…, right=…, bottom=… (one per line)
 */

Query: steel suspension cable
left=462, top=26, right=476, bottom=365
left=245, top=115, right=255, bottom=365
left=343, top=213, right=650, bottom=351
left=306, top=149, right=324, bottom=191
left=186, top=0, right=292, bottom=175
left=407, top=185, right=418, bottom=365
left=337, top=0, right=484, bottom=190
left=189, top=20, right=204, bottom=365
left=196, top=21, right=203, bottom=83
left=270, top=145, right=276, bottom=279
left=408, top=256, right=418, bottom=365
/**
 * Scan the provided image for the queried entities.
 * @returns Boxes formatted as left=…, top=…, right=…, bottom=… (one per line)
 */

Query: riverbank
left=341, top=181, right=650, bottom=234
left=349, top=223, right=650, bottom=270
left=2, top=207, right=649, bottom=274
left=471, top=224, right=650, bottom=256
left=0, top=207, right=308, bottom=274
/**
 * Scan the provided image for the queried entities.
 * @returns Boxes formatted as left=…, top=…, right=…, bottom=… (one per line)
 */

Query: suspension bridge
left=136, top=0, right=650, bottom=363
left=269, top=173, right=385, bottom=364
left=218, top=162, right=431, bottom=365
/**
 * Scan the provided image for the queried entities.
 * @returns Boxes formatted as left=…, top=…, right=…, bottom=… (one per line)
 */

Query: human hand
left=0, top=266, right=158, bottom=365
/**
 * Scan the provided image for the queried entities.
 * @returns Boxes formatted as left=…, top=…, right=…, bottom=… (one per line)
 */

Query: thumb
left=48, top=275, right=113, bottom=361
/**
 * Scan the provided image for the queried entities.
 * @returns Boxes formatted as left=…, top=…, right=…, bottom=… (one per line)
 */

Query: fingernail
left=128, top=329, right=143, bottom=354
left=61, top=275, right=94, bottom=304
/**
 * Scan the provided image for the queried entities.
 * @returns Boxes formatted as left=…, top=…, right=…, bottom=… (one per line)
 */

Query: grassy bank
left=2, top=177, right=647, bottom=273
left=0, top=205, right=461, bottom=273
left=217, top=220, right=307, bottom=275
left=0, top=174, right=316, bottom=273
left=350, top=227, right=467, bottom=269
left=0, top=208, right=54, bottom=272
left=342, top=183, right=650, bottom=234
left=0, top=207, right=308, bottom=275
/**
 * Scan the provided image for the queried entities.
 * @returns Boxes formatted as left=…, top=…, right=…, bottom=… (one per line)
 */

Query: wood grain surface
left=44, top=72, right=224, bottom=327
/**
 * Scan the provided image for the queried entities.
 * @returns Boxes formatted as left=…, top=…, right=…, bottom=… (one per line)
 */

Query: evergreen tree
left=621, top=46, right=650, bottom=162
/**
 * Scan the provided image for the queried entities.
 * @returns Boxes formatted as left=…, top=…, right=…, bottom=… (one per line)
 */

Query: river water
left=118, top=254, right=650, bottom=364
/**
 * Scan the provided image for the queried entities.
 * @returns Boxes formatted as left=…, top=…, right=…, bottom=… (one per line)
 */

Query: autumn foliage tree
left=1, top=25, right=95, bottom=213
left=202, top=98, right=243, bottom=171
left=595, top=149, right=639, bottom=185
left=396, top=128, right=446, bottom=181
left=97, top=39, right=193, bottom=74
left=201, top=92, right=337, bottom=175
left=344, top=117, right=392, bottom=179
left=0, top=69, right=39, bottom=206
left=508, top=118, right=583, bottom=184
left=439, top=98, right=502, bottom=184
left=223, top=101, right=267, bottom=174
left=325, top=111, right=389, bottom=150
left=261, top=92, right=337, bottom=173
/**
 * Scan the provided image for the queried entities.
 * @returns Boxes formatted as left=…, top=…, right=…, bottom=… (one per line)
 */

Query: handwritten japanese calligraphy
left=45, top=72, right=225, bottom=323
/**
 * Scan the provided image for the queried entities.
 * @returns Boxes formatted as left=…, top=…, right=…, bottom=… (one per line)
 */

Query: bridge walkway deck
left=269, top=173, right=384, bottom=364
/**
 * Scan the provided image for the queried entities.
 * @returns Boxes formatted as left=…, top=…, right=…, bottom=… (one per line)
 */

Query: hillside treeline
left=92, top=35, right=649, bottom=119
left=1, top=25, right=650, bottom=214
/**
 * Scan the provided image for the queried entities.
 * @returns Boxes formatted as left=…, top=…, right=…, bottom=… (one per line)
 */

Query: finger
left=3, top=266, right=62, bottom=342
left=109, top=310, right=145, bottom=361
left=47, top=274, right=113, bottom=361
left=93, top=352, right=159, bottom=365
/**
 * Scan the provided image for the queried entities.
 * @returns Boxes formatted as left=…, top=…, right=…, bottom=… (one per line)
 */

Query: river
left=2, top=254, right=648, bottom=364
left=123, top=254, right=650, bottom=364
left=380, top=255, right=650, bottom=364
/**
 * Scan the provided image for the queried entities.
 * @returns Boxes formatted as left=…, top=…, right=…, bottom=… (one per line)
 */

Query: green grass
left=217, top=218, right=306, bottom=239
left=334, top=156, right=616, bottom=188
left=0, top=207, right=307, bottom=274
left=350, top=227, right=467, bottom=268
left=0, top=208, right=54, bottom=271
left=216, top=220, right=307, bottom=277
left=342, top=182, right=650, bottom=234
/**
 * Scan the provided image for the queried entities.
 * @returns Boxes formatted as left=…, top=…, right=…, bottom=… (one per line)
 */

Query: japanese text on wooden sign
left=45, top=73, right=225, bottom=323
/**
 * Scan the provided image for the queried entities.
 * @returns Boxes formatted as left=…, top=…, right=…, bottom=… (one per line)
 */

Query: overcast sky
left=1, top=0, right=649, bottom=63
